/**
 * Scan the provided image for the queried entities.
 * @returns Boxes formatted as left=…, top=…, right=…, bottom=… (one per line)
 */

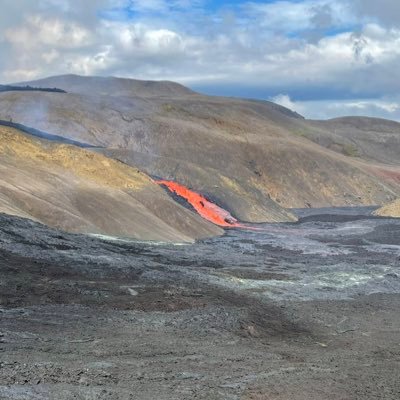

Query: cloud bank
left=1, top=0, right=400, bottom=120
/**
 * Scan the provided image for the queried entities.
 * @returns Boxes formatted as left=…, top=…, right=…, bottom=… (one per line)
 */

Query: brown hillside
left=16, top=74, right=194, bottom=97
left=295, top=117, right=400, bottom=165
left=0, top=125, right=224, bottom=242
left=1, top=75, right=400, bottom=221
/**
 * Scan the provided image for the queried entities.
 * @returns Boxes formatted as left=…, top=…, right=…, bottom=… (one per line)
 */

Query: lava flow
left=156, top=180, right=242, bottom=228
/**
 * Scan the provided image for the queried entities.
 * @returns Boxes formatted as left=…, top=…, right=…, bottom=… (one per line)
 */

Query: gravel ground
left=0, top=208, right=399, bottom=399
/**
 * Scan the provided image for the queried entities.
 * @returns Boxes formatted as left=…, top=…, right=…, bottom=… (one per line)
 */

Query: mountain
left=0, top=124, right=223, bottom=243
left=293, top=116, right=400, bottom=165
left=1, top=74, right=399, bottom=230
left=15, top=74, right=193, bottom=97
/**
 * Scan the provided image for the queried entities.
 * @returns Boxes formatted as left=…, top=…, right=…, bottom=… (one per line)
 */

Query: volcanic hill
left=0, top=125, right=223, bottom=242
left=0, top=74, right=400, bottom=236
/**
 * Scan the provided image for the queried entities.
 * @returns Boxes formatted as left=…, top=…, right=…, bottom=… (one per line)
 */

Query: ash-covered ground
left=0, top=208, right=399, bottom=399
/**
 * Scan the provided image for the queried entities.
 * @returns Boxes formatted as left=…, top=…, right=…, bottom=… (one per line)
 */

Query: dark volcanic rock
left=0, top=210, right=400, bottom=399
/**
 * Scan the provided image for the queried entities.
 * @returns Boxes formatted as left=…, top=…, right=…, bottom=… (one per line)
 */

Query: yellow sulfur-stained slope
left=0, top=125, right=223, bottom=242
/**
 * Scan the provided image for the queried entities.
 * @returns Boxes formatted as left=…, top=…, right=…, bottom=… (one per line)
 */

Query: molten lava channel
left=156, top=180, right=242, bottom=228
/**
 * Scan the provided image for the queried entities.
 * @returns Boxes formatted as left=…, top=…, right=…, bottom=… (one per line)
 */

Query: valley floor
left=0, top=209, right=399, bottom=399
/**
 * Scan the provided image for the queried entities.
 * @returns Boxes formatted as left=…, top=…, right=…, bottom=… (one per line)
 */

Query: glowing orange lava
left=156, top=180, right=242, bottom=227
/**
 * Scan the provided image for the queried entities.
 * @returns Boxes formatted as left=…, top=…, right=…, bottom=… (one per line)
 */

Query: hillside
left=1, top=75, right=399, bottom=224
left=16, top=74, right=193, bottom=97
left=294, top=117, right=400, bottom=165
left=0, top=125, right=224, bottom=242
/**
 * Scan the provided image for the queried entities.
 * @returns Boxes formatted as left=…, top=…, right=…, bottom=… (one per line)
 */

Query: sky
left=1, top=0, right=400, bottom=120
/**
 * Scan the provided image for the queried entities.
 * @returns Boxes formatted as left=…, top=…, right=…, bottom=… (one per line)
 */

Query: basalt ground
left=0, top=207, right=399, bottom=400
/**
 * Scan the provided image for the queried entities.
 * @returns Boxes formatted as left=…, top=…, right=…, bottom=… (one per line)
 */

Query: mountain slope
left=16, top=74, right=194, bottom=97
left=0, top=125, right=224, bottom=242
left=293, top=117, right=400, bottom=165
left=1, top=75, right=400, bottom=222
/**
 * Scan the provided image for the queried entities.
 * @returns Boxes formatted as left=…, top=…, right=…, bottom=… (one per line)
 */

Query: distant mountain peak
left=14, top=74, right=195, bottom=97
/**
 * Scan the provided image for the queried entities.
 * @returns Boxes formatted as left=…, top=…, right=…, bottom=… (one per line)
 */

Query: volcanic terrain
left=0, top=125, right=222, bottom=243
left=0, top=74, right=398, bottom=232
left=1, top=75, right=400, bottom=400
left=1, top=208, right=400, bottom=399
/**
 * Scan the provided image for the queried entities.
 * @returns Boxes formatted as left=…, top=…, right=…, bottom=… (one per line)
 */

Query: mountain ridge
left=0, top=74, right=399, bottom=238
left=14, top=74, right=195, bottom=97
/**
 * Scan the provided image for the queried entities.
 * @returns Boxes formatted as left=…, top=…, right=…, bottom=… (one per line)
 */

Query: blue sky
left=1, top=0, right=400, bottom=120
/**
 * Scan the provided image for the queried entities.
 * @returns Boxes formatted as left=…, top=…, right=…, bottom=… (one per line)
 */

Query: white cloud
left=335, top=100, right=400, bottom=113
left=271, top=94, right=305, bottom=115
left=295, top=97, right=400, bottom=121
left=2, top=68, right=42, bottom=81
left=5, top=15, right=92, bottom=49
left=352, top=0, right=400, bottom=27
left=65, top=46, right=114, bottom=76
left=113, top=22, right=184, bottom=55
